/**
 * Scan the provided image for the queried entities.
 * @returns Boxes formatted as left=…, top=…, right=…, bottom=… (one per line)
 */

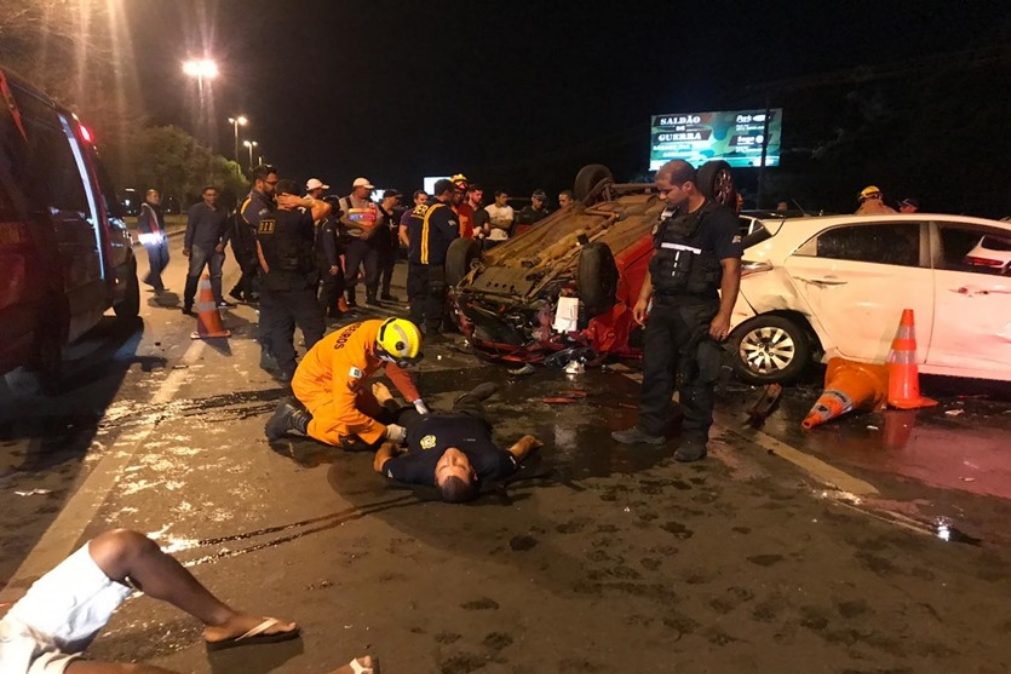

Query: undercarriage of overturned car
left=448, top=162, right=737, bottom=365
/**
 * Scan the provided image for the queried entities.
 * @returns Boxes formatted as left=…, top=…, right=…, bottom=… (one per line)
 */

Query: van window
left=9, top=84, right=88, bottom=215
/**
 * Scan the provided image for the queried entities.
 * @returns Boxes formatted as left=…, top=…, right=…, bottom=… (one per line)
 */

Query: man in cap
left=305, top=178, right=345, bottom=321
left=376, top=189, right=402, bottom=302
left=899, top=197, right=920, bottom=214
left=517, top=189, right=551, bottom=228
left=855, top=185, right=897, bottom=215
left=340, top=178, right=384, bottom=307
left=406, top=179, right=459, bottom=337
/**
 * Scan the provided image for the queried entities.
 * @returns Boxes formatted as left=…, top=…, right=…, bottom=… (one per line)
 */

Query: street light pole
left=228, top=115, right=248, bottom=162
left=244, top=140, right=258, bottom=170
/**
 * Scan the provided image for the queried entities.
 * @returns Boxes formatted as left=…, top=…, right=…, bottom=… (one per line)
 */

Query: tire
left=114, top=260, right=140, bottom=320
left=573, top=164, right=614, bottom=202
left=576, top=242, right=618, bottom=318
left=4, top=331, right=62, bottom=396
left=730, top=314, right=812, bottom=384
left=695, top=160, right=737, bottom=208
left=446, top=238, right=482, bottom=287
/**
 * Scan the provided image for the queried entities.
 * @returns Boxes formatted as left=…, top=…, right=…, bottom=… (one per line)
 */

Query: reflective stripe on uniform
left=421, top=203, right=444, bottom=264
left=660, top=242, right=702, bottom=253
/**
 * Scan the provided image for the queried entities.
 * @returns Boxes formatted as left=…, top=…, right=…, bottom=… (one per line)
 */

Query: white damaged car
left=728, top=214, right=1011, bottom=383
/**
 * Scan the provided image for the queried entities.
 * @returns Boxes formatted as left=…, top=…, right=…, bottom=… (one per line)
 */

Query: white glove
left=385, top=424, right=406, bottom=443
left=413, top=399, right=430, bottom=415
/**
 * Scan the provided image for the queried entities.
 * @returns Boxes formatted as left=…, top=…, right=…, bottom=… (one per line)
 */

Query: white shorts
left=0, top=542, right=133, bottom=674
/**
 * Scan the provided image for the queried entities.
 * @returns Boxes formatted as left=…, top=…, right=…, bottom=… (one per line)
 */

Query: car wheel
left=446, top=238, right=482, bottom=287
left=573, top=164, right=614, bottom=202
left=4, top=331, right=63, bottom=396
left=731, top=315, right=811, bottom=384
left=577, top=242, right=618, bottom=318
left=114, top=260, right=140, bottom=320
left=696, top=160, right=737, bottom=208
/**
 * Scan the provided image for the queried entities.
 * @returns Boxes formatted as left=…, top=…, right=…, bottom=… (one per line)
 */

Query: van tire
left=115, top=262, right=140, bottom=320
left=577, top=242, right=618, bottom=318
left=696, top=160, right=737, bottom=207
left=446, top=238, right=482, bottom=287
left=4, top=332, right=62, bottom=396
left=573, top=164, right=614, bottom=202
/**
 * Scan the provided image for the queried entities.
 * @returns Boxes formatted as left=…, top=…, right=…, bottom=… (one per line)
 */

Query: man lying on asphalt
left=0, top=529, right=377, bottom=674
left=371, top=382, right=542, bottom=502
left=266, top=318, right=429, bottom=451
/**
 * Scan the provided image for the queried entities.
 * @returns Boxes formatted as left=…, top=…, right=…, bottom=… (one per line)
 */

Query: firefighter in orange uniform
left=265, top=318, right=429, bottom=448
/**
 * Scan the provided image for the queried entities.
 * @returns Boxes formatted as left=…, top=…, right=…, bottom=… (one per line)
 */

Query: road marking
left=618, top=371, right=879, bottom=497
left=0, top=339, right=206, bottom=605
left=713, top=411, right=879, bottom=497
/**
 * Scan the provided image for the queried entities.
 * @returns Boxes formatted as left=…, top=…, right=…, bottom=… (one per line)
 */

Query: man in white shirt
left=483, top=190, right=514, bottom=248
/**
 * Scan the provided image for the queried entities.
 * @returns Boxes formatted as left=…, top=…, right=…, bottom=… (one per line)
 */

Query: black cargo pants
left=407, top=263, right=448, bottom=334
left=258, top=285, right=325, bottom=379
left=638, top=296, right=722, bottom=440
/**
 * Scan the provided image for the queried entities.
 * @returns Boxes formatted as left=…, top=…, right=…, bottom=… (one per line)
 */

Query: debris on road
left=14, top=488, right=52, bottom=497
left=542, top=390, right=589, bottom=405
left=945, top=409, right=965, bottom=417
left=564, top=360, right=585, bottom=375
left=746, top=383, right=782, bottom=428
left=508, top=364, right=536, bottom=376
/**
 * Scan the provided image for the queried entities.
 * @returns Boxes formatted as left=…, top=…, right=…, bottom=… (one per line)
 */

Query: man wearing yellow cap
left=855, top=185, right=897, bottom=215
left=265, top=317, right=429, bottom=448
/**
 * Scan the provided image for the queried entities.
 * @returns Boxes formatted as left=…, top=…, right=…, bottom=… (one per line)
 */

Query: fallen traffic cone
left=802, top=357, right=889, bottom=430
left=886, top=309, right=937, bottom=410
left=190, top=273, right=231, bottom=339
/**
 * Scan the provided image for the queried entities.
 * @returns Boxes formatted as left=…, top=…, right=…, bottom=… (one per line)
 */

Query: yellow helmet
left=376, top=318, right=423, bottom=366
left=859, top=185, right=882, bottom=201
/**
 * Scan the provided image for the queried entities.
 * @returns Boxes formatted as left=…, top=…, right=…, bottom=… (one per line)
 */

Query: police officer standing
left=612, top=160, right=742, bottom=462
left=255, top=179, right=330, bottom=382
left=406, top=179, right=459, bottom=338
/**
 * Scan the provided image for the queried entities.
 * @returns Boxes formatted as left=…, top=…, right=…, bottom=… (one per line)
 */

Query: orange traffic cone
left=886, top=309, right=937, bottom=410
left=190, top=273, right=231, bottom=339
left=802, top=357, right=889, bottom=430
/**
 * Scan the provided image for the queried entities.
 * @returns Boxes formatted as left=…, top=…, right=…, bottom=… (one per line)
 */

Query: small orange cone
left=802, top=357, right=889, bottom=430
left=886, top=309, right=937, bottom=410
left=190, top=273, right=231, bottom=339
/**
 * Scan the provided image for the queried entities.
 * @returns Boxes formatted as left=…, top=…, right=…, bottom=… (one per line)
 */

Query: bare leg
left=67, top=662, right=175, bottom=674
left=87, top=530, right=296, bottom=642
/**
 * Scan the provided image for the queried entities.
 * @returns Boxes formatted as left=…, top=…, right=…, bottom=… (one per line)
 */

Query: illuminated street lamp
left=243, top=139, right=258, bottom=169
left=228, top=115, right=248, bottom=162
left=182, top=58, right=219, bottom=85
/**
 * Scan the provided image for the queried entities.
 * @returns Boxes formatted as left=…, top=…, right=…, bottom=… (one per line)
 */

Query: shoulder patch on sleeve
left=349, top=366, right=363, bottom=379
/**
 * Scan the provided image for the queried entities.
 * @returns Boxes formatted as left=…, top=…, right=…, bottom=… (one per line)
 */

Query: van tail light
left=964, top=256, right=1005, bottom=268
left=741, top=260, right=773, bottom=277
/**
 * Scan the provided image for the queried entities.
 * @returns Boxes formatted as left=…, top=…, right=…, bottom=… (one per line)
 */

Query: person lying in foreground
left=372, top=382, right=542, bottom=502
left=0, top=529, right=377, bottom=674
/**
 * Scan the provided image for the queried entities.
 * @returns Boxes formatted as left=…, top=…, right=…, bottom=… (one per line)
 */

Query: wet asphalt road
left=2, top=232, right=1011, bottom=673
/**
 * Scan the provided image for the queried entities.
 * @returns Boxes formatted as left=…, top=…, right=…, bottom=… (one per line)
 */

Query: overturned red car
left=446, top=162, right=737, bottom=364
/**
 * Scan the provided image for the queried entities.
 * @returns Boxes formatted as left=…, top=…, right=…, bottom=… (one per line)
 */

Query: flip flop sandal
left=350, top=656, right=380, bottom=673
left=205, top=617, right=300, bottom=651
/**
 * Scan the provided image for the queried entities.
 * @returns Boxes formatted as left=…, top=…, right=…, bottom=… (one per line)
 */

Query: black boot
left=365, top=291, right=381, bottom=307
left=265, top=398, right=312, bottom=440
left=345, top=289, right=358, bottom=308
left=455, top=382, right=499, bottom=406
left=674, top=434, right=707, bottom=462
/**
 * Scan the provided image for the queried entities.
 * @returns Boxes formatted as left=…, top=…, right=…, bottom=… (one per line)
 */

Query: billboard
left=423, top=176, right=450, bottom=195
left=649, top=109, right=783, bottom=170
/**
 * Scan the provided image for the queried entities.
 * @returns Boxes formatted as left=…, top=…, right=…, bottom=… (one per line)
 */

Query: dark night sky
left=125, top=0, right=1009, bottom=196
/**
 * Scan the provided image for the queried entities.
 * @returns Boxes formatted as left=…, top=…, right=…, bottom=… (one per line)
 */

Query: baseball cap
left=899, top=197, right=919, bottom=209
left=353, top=177, right=375, bottom=190
left=383, top=189, right=402, bottom=199
left=305, top=178, right=330, bottom=191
